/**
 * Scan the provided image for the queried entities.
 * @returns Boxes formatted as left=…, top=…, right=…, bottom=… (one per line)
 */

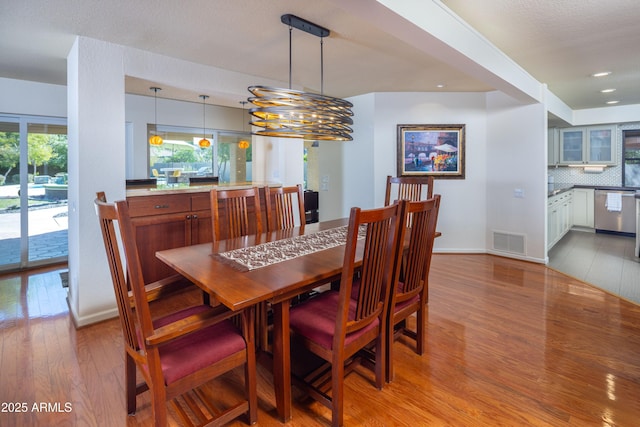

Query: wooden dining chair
left=95, top=195, right=257, bottom=426
left=384, top=175, right=434, bottom=206
left=95, top=192, right=196, bottom=304
left=210, top=187, right=263, bottom=241
left=257, top=184, right=306, bottom=350
left=288, top=200, right=407, bottom=427
left=264, top=184, right=306, bottom=232
left=385, top=195, right=441, bottom=383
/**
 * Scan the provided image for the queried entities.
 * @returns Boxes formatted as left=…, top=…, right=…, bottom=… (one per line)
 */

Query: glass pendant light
left=238, top=101, right=250, bottom=149
left=149, top=87, right=163, bottom=146
left=198, top=95, right=211, bottom=148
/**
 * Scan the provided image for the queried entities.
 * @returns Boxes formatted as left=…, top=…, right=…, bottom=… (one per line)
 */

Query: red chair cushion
left=393, top=282, right=420, bottom=313
left=151, top=305, right=246, bottom=385
left=290, top=290, right=379, bottom=350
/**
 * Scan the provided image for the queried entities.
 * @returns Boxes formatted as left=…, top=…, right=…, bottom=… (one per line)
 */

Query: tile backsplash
left=548, top=164, right=620, bottom=186
left=548, top=122, right=640, bottom=187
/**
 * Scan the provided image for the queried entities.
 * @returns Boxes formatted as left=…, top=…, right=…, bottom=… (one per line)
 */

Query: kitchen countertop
left=548, top=184, right=640, bottom=198
left=126, top=181, right=281, bottom=197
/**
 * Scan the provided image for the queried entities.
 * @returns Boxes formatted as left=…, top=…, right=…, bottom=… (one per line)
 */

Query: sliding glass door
left=0, top=116, right=67, bottom=272
left=0, top=119, right=20, bottom=267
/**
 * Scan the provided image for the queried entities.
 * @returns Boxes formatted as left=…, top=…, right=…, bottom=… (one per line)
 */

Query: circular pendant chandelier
left=248, top=14, right=353, bottom=142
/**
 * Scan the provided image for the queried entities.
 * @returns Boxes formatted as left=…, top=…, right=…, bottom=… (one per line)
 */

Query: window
left=623, top=129, right=640, bottom=187
left=149, top=125, right=251, bottom=184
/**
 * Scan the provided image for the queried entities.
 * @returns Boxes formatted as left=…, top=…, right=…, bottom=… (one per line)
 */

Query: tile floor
left=548, top=229, right=640, bottom=304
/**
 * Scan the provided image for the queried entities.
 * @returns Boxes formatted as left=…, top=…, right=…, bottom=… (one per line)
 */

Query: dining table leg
left=272, top=298, right=292, bottom=422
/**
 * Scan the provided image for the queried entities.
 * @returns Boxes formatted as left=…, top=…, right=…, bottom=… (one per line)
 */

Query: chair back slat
left=265, top=184, right=305, bottom=231
left=113, top=199, right=157, bottom=346
left=340, top=201, right=407, bottom=337
left=385, top=175, right=434, bottom=206
left=400, top=195, right=441, bottom=297
left=94, top=193, right=140, bottom=351
left=211, top=187, right=263, bottom=241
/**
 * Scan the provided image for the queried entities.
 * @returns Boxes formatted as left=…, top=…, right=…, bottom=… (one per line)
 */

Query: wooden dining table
left=156, top=218, right=351, bottom=422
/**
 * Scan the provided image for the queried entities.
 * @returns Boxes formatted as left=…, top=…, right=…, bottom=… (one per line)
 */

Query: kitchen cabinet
left=572, top=188, right=595, bottom=228
left=559, top=125, right=616, bottom=165
left=127, top=193, right=213, bottom=284
left=548, top=191, right=573, bottom=250
left=548, top=128, right=560, bottom=166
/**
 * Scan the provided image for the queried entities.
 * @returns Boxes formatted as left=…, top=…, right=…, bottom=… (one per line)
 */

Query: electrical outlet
left=514, top=188, right=524, bottom=198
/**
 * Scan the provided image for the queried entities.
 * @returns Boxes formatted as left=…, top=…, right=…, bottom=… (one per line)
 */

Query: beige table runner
left=216, top=225, right=366, bottom=271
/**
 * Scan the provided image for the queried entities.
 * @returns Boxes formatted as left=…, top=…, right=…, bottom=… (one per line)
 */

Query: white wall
left=329, top=90, right=548, bottom=262
left=486, top=92, right=547, bottom=262
left=357, top=92, right=489, bottom=253
left=0, top=77, right=67, bottom=117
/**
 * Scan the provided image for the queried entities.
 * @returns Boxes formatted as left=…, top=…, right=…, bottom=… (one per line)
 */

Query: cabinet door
left=548, top=128, right=559, bottom=166
left=189, top=194, right=213, bottom=244
left=131, top=212, right=190, bottom=283
left=560, top=128, right=585, bottom=164
left=562, top=193, right=573, bottom=233
left=587, top=126, right=616, bottom=164
left=548, top=197, right=559, bottom=249
left=190, top=209, right=213, bottom=244
left=572, top=189, right=595, bottom=228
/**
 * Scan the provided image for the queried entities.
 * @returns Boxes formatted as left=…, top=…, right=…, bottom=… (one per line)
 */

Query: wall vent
left=492, top=231, right=526, bottom=255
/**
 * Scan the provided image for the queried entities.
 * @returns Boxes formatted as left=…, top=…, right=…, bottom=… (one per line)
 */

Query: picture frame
left=397, top=124, right=465, bottom=179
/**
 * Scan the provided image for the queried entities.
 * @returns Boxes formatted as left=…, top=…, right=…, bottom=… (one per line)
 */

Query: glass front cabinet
left=559, top=125, right=616, bottom=165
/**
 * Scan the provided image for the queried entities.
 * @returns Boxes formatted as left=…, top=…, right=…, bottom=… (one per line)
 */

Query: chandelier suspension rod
left=289, top=25, right=292, bottom=89
left=320, top=37, right=324, bottom=95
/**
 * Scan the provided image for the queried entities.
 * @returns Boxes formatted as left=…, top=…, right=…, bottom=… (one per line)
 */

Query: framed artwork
left=397, top=124, right=465, bottom=179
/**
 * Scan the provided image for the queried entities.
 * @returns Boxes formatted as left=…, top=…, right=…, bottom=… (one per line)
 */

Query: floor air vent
left=492, top=231, right=526, bottom=255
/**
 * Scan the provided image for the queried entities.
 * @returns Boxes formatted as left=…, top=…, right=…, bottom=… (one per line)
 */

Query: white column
left=252, top=136, right=304, bottom=186
left=67, top=37, right=126, bottom=326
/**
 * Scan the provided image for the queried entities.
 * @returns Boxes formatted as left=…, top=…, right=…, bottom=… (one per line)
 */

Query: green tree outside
left=27, top=134, right=54, bottom=177
left=0, top=131, right=19, bottom=185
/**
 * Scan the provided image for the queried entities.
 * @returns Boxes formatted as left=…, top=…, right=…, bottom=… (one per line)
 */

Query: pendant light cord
left=153, top=88, right=158, bottom=131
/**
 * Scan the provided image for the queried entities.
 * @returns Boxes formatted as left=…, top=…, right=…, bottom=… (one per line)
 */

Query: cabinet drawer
left=190, top=193, right=210, bottom=211
left=127, top=194, right=191, bottom=217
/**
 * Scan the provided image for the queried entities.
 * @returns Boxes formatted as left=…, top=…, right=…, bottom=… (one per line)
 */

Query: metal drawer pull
left=154, top=204, right=170, bottom=209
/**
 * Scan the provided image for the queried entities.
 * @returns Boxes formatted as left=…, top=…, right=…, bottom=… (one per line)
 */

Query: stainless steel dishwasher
left=594, top=189, right=637, bottom=235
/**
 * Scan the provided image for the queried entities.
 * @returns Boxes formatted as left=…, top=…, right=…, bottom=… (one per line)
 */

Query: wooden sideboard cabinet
left=126, top=187, right=268, bottom=284
left=127, top=193, right=213, bottom=283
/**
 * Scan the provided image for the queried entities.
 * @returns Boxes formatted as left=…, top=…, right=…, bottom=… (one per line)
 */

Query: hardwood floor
left=1, top=255, right=640, bottom=426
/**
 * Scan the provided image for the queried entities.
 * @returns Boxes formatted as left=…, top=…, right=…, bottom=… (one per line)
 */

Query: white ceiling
left=1, top=0, right=639, bottom=115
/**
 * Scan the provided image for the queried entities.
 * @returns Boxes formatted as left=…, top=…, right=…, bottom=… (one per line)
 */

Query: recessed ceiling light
left=436, top=84, right=445, bottom=88
left=600, top=88, right=616, bottom=93
left=606, top=100, right=619, bottom=105
left=592, top=71, right=612, bottom=77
